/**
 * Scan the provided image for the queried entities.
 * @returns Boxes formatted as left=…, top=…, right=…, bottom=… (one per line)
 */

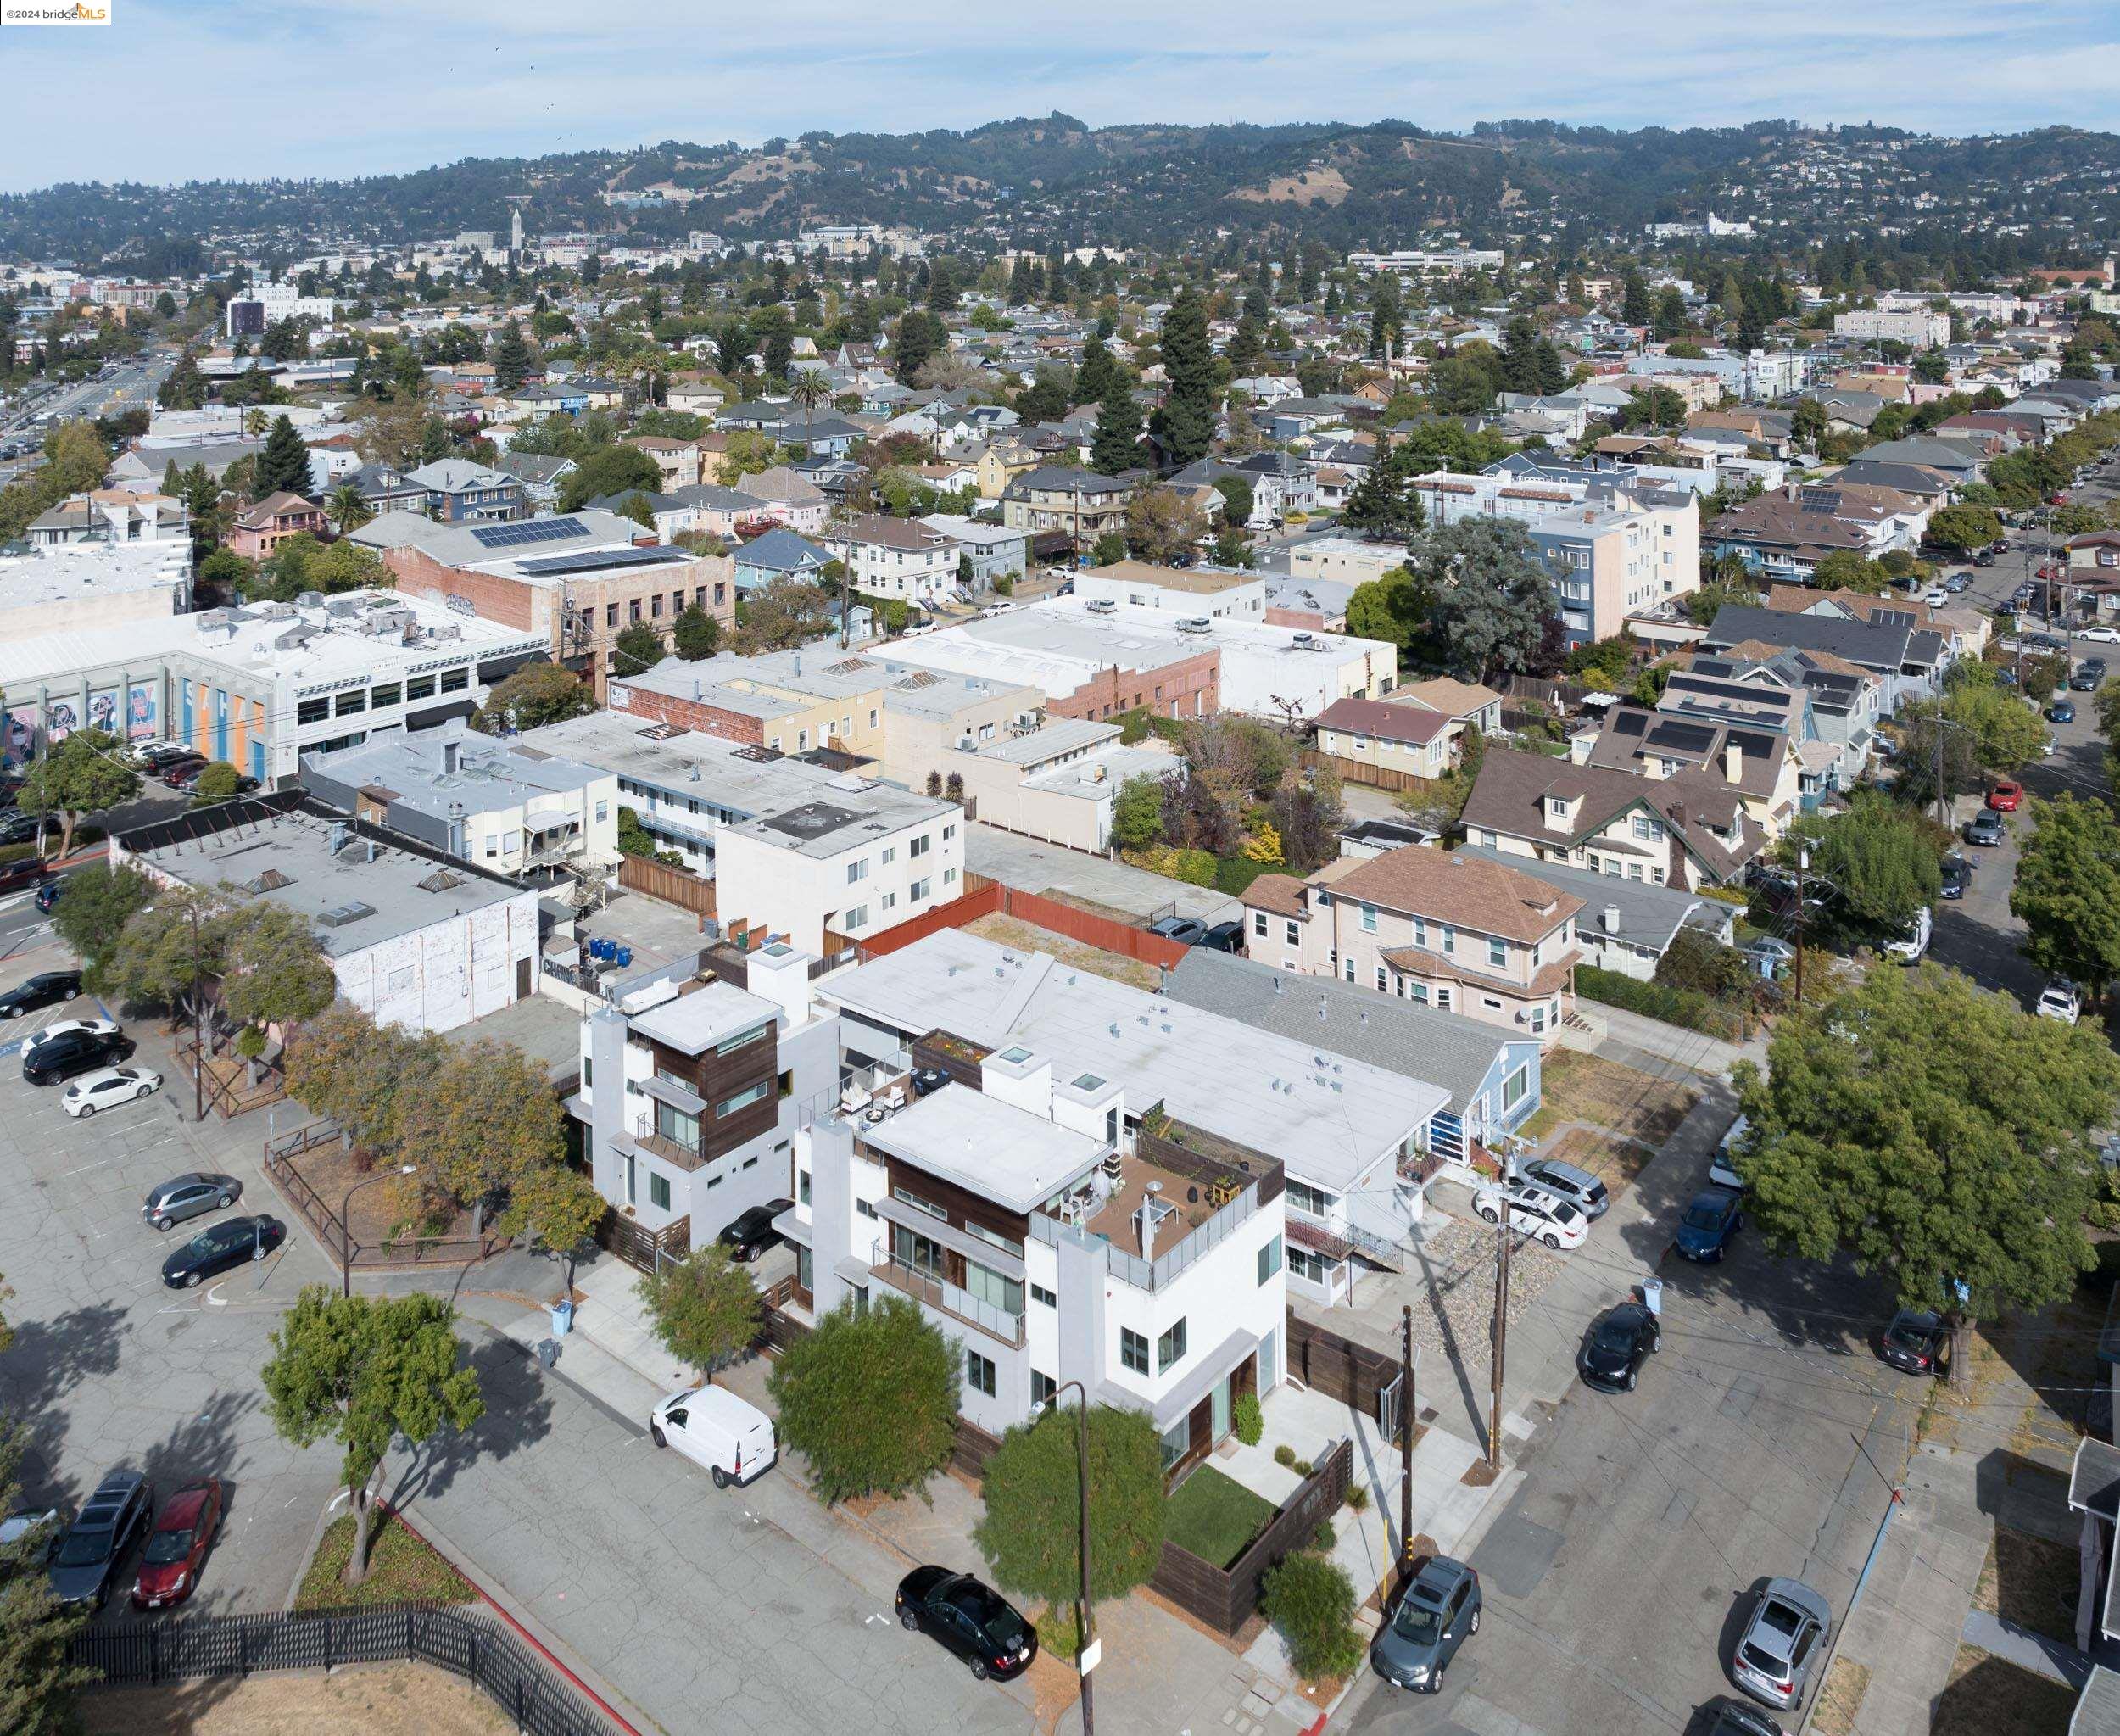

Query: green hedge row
left=1576, top=965, right=1749, bottom=1041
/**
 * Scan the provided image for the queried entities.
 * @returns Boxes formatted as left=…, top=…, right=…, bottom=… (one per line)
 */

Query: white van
left=1882, top=905, right=1932, bottom=964
left=650, top=1387, right=778, bottom=1488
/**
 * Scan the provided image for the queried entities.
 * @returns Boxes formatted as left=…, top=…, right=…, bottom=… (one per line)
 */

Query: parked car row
left=31, top=1468, right=226, bottom=1613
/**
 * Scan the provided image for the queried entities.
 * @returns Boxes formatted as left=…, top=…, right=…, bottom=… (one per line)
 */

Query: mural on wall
left=45, top=698, right=78, bottom=743
left=126, top=683, right=157, bottom=741
left=2, top=707, right=35, bottom=767
left=87, top=688, right=119, bottom=737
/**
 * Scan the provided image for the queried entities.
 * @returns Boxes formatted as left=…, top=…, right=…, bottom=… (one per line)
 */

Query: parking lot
left=0, top=931, right=344, bottom=1622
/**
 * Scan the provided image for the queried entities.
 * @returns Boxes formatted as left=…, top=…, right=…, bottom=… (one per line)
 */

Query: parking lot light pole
left=1052, top=1377, right=1096, bottom=1736
left=340, top=1164, right=417, bottom=1298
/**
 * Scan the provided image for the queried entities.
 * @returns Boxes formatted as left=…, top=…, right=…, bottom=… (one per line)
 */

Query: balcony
left=868, top=1244, right=1025, bottom=1346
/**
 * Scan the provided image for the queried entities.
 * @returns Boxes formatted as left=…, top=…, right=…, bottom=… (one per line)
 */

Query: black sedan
left=1579, top=1303, right=1660, bottom=1393
left=895, top=1566, right=1037, bottom=1682
left=23, top=1028, right=132, bottom=1086
left=160, top=1214, right=285, bottom=1288
left=717, top=1199, right=795, bottom=1263
left=1881, top=1309, right=1948, bottom=1376
left=1939, top=855, right=1972, bottom=901
left=0, top=970, right=79, bottom=1019
left=1199, top=920, right=1247, bottom=953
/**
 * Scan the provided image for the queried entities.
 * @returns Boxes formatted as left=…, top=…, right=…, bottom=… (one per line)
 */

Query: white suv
left=2036, top=978, right=2082, bottom=1024
left=1471, top=1184, right=1587, bottom=1249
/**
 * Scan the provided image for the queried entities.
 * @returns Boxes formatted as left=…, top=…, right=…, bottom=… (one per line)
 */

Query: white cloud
left=0, top=0, right=2112, bottom=191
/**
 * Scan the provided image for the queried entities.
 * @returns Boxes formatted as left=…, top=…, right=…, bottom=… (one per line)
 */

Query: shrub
left=1261, top=1551, right=1364, bottom=1681
left=1292, top=1458, right=1314, bottom=1477
left=1576, top=964, right=1749, bottom=1041
left=1313, top=1520, right=1336, bottom=1551
left=1344, top=1483, right=1370, bottom=1512
left=1233, top=1392, right=1264, bottom=1448
left=1273, top=1443, right=1297, bottom=1470
left=1168, top=847, right=1217, bottom=886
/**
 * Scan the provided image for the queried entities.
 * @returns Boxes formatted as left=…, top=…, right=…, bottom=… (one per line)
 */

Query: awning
left=526, top=812, right=576, bottom=834
left=1097, top=1326, right=1262, bottom=1433
left=771, top=1204, right=810, bottom=1249
left=640, top=1075, right=707, bottom=1115
left=832, top=1254, right=873, bottom=1288
left=873, top=1196, right=1026, bottom=1281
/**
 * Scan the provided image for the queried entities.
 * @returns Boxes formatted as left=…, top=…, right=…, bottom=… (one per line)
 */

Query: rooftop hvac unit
left=1175, top=617, right=1212, bottom=634
left=1085, top=598, right=1117, bottom=615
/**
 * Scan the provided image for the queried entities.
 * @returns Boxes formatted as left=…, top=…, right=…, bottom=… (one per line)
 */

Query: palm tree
left=329, top=484, right=374, bottom=535
left=787, top=368, right=829, bottom=451
left=242, top=406, right=269, bottom=439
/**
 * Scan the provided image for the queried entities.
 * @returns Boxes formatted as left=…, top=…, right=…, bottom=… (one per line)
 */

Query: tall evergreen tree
left=1091, top=372, right=1144, bottom=476
left=254, top=414, right=315, bottom=499
left=1151, top=287, right=1215, bottom=468
left=1622, top=271, right=1654, bottom=327
left=1074, top=335, right=1119, bottom=407
left=490, top=320, right=532, bottom=393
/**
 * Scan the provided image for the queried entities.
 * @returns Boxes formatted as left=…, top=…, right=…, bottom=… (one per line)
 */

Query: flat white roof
left=821, top=929, right=1445, bottom=1192
left=0, top=541, right=188, bottom=611
left=629, top=980, right=778, bottom=1054
left=863, top=1082, right=1106, bottom=1213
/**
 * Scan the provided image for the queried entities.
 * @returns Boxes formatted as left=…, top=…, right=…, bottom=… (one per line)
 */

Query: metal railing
left=1026, top=1181, right=1261, bottom=1294
left=1287, top=1202, right=1406, bottom=1271
left=868, top=1242, right=1025, bottom=1345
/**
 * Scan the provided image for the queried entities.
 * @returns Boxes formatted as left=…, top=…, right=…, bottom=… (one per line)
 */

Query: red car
left=131, top=1478, right=221, bottom=1610
left=1988, top=780, right=2024, bottom=812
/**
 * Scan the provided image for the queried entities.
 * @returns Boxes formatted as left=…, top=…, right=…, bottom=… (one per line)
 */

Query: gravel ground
left=1401, top=1212, right=1567, bottom=1369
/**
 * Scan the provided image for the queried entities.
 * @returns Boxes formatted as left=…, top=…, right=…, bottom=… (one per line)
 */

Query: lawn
left=1810, top=1656, right=1870, bottom=1736
left=1931, top=1644, right=2076, bottom=1736
left=80, top=1665, right=509, bottom=1736
left=1517, top=1050, right=1699, bottom=1147
left=1164, top=1465, right=1276, bottom=1569
left=295, top=1508, right=477, bottom=1611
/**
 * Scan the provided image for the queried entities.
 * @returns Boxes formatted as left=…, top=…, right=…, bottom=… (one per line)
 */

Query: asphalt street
left=0, top=353, right=173, bottom=440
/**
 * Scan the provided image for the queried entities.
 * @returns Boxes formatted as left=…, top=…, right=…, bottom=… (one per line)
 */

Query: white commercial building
left=1833, top=309, right=1951, bottom=349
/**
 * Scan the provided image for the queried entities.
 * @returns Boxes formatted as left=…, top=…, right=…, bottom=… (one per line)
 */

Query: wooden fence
left=1298, top=747, right=1443, bottom=795
left=70, top=1602, right=631, bottom=1736
left=844, top=872, right=1191, bottom=970
left=1285, top=1312, right=1403, bottom=1415
left=847, top=876, right=1007, bottom=958
left=173, top=1036, right=287, bottom=1121
left=260, top=1125, right=505, bottom=1275
left=617, top=854, right=716, bottom=917
left=597, top=1211, right=689, bottom=1276
left=1151, top=1437, right=1355, bottom=1634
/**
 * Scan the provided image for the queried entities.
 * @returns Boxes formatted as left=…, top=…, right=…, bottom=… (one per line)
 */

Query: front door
left=516, top=957, right=533, bottom=1000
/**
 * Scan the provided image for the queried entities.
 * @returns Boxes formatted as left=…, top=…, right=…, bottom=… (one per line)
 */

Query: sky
left=2, top=0, right=2118, bottom=193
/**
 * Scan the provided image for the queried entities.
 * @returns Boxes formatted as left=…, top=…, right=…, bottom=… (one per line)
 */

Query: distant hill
left=5, top=116, right=2119, bottom=264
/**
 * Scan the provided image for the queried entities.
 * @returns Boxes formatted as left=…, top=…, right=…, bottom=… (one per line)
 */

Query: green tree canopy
left=14, top=728, right=139, bottom=856
left=471, top=662, right=592, bottom=734
left=1112, top=774, right=1167, bottom=851
left=2011, top=794, right=2120, bottom=996
left=1151, top=287, right=1216, bottom=466
left=1733, top=963, right=2120, bottom=1386
left=261, top=1287, right=484, bottom=1583
left=216, top=898, right=336, bottom=1041
left=1784, top=798, right=1942, bottom=938
left=254, top=414, right=315, bottom=498
left=1344, top=565, right=1438, bottom=666
left=189, top=760, right=244, bottom=805
left=1417, top=517, right=1556, bottom=681
left=284, top=1005, right=445, bottom=1161
left=767, top=1294, right=959, bottom=1506
left=1089, top=371, right=1144, bottom=477
left=672, top=603, right=722, bottom=661
left=1124, top=485, right=1210, bottom=566
left=1926, top=502, right=2002, bottom=554
left=558, top=444, right=661, bottom=513
left=1338, top=439, right=1431, bottom=545
left=636, top=1246, right=762, bottom=1382
left=50, top=862, right=156, bottom=992
left=613, top=622, right=666, bottom=675
left=974, top=1405, right=1166, bottom=1610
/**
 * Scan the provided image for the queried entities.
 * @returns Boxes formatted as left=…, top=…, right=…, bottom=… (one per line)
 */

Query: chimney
left=1602, top=904, right=1621, bottom=933
left=1723, top=741, right=1742, bottom=783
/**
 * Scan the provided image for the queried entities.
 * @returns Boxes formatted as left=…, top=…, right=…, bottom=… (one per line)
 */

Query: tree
left=328, top=483, right=373, bottom=534
left=1261, top=1551, right=1364, bottom=1682
left=1897, top=665, right=2045, bottom=804
left=49, top=861, right=154, bottom=991
left=1090, top=530, right=1129, bottom=567
left=1733, top=964, right=2120, bottom=1388
left=767, top=1294, right=958, bottom=1506
left=490, top=320, right=533, bottom=394
left=732, top=581, right=834, bottom=654
left=0, top=1402, right=89, bottom=1733
left=636, top=1246, right=762, bottom=1385
left=786, top=368, right=829, bottom=445
left=672, top=604, right=721, bottom=661
left=14, top=728, right=139, bottom=856
left=261, top=1287, right=484, bottom=1584
left=254, top=414, right=315, bottom=498
left=1089, top=371, right=1143, bottom=477
left=1925, top=503, right=2003, bottom=555
left=1124, top=485, right=1209, bottom=565
left=559, top=444, right=661, bottom=513
left=1112, top=774, right=1168, bottom=851
left=893, top=310, right=945, bottom=385
left=1809, top=550, right=1893, bottom=594
left=399, top=1041, right=567, bottom=1225
left=2011, top=795, right=2120, bottom=998
left=974, top=1405, right=1165, bottom=1636
left=1418, top=517, right=1557, bottom=681
left=612, top=622, right=666, bottom=675
left=218, top=900, right=336, bottom=1044
left=1152, top=287, right=1216, bottom=466
left=1343, top=566, right=1437, bottom=665
left=504, top=1164, right=606, bottom=1293
left=1794, top=798, right=1942, bottom=938
left=471, top=661, right=592, bottom=733
left=1338, top=440, right=1430, bottom=545
left=1789, top=399, right=1831, bottom=450
left=1621, top=271, right=1654, bottom=327
left=1616, top=385, right=1689, bottom=431
left=189, top=760, right=244, bottom=805
left=615, top=490, right=657, bottom=532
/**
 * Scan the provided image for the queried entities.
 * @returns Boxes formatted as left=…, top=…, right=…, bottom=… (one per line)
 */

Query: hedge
left=1576, top=965, right=1749, bottom=1041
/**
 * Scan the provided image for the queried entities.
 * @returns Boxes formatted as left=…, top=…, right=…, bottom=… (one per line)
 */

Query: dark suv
left=24, top=1028, right=133, bottom=1086
left=48, top=1471, right=153, bottom=1610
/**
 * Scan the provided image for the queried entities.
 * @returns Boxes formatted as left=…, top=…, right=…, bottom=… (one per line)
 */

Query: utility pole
left=188, top=901, right=206, bottom=1123
left=1399, top=1304, right=1417, bottom=1584
left=1488, top=1209, right=1510, bottom=1472
left=1794, top=843, right=1809, bottom=1003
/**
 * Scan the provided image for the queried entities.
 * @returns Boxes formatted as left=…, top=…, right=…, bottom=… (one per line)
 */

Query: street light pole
left=340, top=1164, right=418, bottom=1298
left=1052, top=1378, right=1096, bottom=1736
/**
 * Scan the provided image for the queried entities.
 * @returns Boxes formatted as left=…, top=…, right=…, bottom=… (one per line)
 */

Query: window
left=965, top=1349, right=996, bottom=1398
left=715, top=1022, right=771, bottom=1055
left=1285, top=920, right=1300, bottom=946
left=1158, top=1318, right=1187, bottom=1372
left=371, top=683, right=401, bottom=709
left=605, top=603, right=618, bottom=628
left=943, top=867, right=957, bottom=885
left=1441, top=924, right=1457, bottom=955
left=297, top=697, right=329, bottom=726
left=882, top=892, right=896, bottom=911
left=892, top=1186, right=946, bottom=1220
left=1286, top=1179, right=1336, bottom=1218
left=717, top=1082, right=768, bottom=1117
left=628, top=600, right=642, bottom=623
left=910, top=878, right=930, bottom=901
left=892, top=1224, right=946, bottom=1279
left=909, top=834, right=930, bottom=858
left=846, top=857, right=868, bottom=885
left=1287, top=1244, right=1331, bottom=1284
left=1531, top=1002, right=1548, bottom=1033
left=1253, top=913, right=1269, bottom=938
left=1412, top=916, right=1427, bottom=946
left=856, top=1196, right=878, bottom=1219
left=1407, top=982, right=1430, bottom=1005
left=1436, top=987, right=1453, bottom=1011
left=942, top=823, right=957, bottom=841
left=1488, top=937, right=1508, bottom=968
left=1375, top=967, right=1388, bottom=991
left=654, top=1099, right=700, bottom=1150
left=1031, top=1370, right=1057, bottom=1409
left=962, top=1260, right=1023, bottom=1319
left=880, top=846, right=895, bottom=865
left=1343, top=957, right=1356, bottom=983
left=408, top=675, right=438, bottom=702
left=1119, top=1328, right=1149, bottom=1376
left=440, top=668, right=469, bottom=693
left=595, top=800, right=609, bottom=822
left=963, top=1220, right=1023, bottom=1258
left=1359, top=903, right=1378, bottom=933
left=650, top=1172, right=671, bottom=1211
left=1258, top=1235, right=1284, bottom=1284
left=842, top=904, right=868, bottom=931
left=1030, top=1282, right=1057, bottom=1308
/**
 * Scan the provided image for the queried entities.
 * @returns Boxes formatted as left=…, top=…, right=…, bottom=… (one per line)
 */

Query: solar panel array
left=515, top=546, right=690, bottom=577
left=469, top=516, right=589, bottom=550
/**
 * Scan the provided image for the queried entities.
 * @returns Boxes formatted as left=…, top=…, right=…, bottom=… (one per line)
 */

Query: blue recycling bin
left=614, top=946, right=633, bottom=968
left=549, top=1299, right=573, bottom=1338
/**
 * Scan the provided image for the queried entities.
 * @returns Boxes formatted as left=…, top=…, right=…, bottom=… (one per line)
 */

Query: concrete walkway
left=1558, top=998, right=1765, bottom=1080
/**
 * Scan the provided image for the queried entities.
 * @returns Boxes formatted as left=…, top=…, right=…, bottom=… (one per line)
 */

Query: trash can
left=549, top=1299, right=574, bottom=1339
left=1641, top=1276, right=1664, bottom=1319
